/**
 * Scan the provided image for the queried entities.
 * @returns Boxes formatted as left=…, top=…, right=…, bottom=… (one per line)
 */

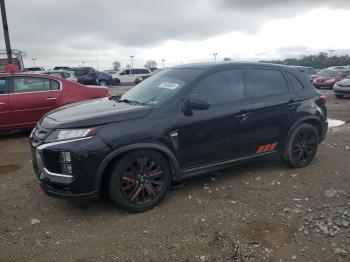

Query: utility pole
left=130, top=56, right=134, bottom=75
left=32, top=58, right=36, bottom=67
left=329, top=49, right=335, bottom=57
left=0, top=0, right=12, bottom=64
left=162, top=59, right=165, bottom=69
left=82, top=61, right=86, bottom=67
left=213, top=52, right=218, bottom=62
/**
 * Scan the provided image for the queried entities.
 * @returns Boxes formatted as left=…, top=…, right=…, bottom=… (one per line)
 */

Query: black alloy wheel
left=108, top=150, right=171, bottom=212
left=283, top=123, right=319, bottom=168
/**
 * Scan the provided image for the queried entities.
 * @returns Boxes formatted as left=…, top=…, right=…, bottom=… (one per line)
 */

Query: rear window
left=252, top=69, right=288, bottom=97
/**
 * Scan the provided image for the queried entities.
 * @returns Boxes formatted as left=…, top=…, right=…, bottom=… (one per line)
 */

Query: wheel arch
left=287, top=116, right=324, bottom=144
left=94, top=143, right=180, bottom=192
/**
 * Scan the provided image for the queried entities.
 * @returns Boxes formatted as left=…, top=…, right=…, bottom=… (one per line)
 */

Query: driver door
left=177, top=68, right=255, bottom=168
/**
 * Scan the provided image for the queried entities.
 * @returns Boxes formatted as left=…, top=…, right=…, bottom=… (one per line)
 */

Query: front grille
left=31, top=125, right=51, bottom=147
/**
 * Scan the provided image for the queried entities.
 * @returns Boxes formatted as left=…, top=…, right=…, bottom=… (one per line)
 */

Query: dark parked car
left=295, top=66, right=316, bottom=78
left=30, top=62, right=328, bottom=212
left=71, top=67, right=98, bottom=85
left=312, top=68, right=350, bottom=89
left=333, top=75, right=350, bottom=98
left=97, top=71, right=114, bottom=86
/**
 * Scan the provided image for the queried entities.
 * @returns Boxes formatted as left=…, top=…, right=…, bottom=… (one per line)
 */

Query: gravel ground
left=0, top=88, right=350, bottom=262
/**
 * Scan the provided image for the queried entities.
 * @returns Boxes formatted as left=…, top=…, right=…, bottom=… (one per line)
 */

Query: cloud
left=1, top=0, right=349, bottom=68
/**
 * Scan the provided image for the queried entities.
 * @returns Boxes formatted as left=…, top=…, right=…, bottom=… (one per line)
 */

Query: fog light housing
left=58, top=151, right=72, bottom=174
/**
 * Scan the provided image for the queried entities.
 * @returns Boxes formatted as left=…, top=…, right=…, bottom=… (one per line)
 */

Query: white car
left=112, top=68, right=151, bottom=84
left=42, top=70, right=78, bottom=82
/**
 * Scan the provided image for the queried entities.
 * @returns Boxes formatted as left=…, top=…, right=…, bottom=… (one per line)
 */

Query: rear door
left=9, top=76, right=62, bottom=128
left=0, top=77, right=10, bottom=129
left=245, top=67, right=299, bottom=153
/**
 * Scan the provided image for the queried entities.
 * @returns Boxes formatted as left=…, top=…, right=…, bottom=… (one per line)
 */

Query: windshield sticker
left=158, top=82, right=180, bottom=89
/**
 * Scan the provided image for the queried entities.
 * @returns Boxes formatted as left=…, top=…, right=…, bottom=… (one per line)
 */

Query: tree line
left=261, top=52, right=350, bottom=69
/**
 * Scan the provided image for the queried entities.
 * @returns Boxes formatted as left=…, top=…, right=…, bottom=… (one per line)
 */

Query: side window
left=0, top=78, right=6, bottom=94
left=252, top=69, right=288, bottom=97
left=50, top=80, right=60, bottom=90
left=61, top=72, right=70, bottom=79
left=131, top=69, right=138, bottom=74
left=13, top=77, right=51, bottom=93
left=191, top=69, right=245, bottom=105
left=120, top=70, right=130, bottom=75
left=286, top=72, right=304, bottom=91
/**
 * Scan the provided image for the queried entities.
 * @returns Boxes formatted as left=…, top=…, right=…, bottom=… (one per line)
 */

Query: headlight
left=45, top=127, right=99, bottom=142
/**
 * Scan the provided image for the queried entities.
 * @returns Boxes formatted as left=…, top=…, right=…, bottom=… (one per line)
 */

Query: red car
left=313, top=69, right=350, bottom=89
left=0, top=73, right=110, bottom=131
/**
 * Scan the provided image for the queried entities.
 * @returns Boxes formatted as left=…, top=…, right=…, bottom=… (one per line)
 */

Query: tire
left=108, top=149, right=171, bottom=212
left=283, top=123, right=319, bottom=168
left=113, top=78, right=120, bottom=85
left=99, top=80, right=107, bottom=86
left=335, top=94, right=344, bottom=99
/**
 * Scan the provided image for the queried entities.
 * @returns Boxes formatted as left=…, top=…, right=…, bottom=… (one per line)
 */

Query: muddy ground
left=0, top=88, right=350, bottom=262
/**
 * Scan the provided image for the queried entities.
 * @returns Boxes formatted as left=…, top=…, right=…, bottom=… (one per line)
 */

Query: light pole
left=130, top=56, right=134, bottom=74
left=213, top=52, right=218, bottom=62
left=162, top=59, right=165, bottom=69
left=329, top=49, right=335, bottom=57
left=32, top=58, right=36, bottom=67
left=82, top=61, right=85, bottom=67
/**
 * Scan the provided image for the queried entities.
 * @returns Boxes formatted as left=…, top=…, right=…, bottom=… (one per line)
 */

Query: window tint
left=252, top=69, right=288, bottom=97
left=191, top=69, right=245, bottom=105
left=120, top=70, right=130, bottom=75
left=0, top=79, right=6, bottom=94
left=50, top=80, right=60, bottom=90
left=14, top=77, right=51, bottom=93
left=286, top=72, right=304, bottom=91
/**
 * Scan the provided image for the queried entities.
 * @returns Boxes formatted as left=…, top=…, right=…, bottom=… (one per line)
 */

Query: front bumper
left=313, top=82, right=335, bottom=89
left=333, top=86, right=350, bottom=96
left=31, top=133, right=111, bottom=199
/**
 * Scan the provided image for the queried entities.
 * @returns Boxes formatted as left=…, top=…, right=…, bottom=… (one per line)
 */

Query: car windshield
left=318, top=69, right=343, bottom=77
left=121, top=68, right=203, bottom=105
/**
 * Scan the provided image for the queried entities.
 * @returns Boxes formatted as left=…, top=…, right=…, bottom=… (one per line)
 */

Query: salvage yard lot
left=0, top=89, right=350, bottom=262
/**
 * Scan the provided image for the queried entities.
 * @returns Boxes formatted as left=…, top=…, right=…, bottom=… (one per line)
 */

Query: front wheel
left=108, top=149, right=171, bottom=212
left=283, top=123, right=319, bottom=168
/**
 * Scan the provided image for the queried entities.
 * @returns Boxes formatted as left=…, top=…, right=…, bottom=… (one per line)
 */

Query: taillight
left=319, top=95, right=326, bottom=104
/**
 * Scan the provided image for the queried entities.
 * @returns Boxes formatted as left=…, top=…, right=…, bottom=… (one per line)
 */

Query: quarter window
left=286, top=72, right=304, bottom=91
left=0, top=79, right=6, bottom=94
left=252, top=69, right=288, bottom=97
left=191, top=69, right=245, bottom=105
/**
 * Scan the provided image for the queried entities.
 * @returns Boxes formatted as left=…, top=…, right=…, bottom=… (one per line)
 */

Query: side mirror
left=184, top=94, right=210, bottom=111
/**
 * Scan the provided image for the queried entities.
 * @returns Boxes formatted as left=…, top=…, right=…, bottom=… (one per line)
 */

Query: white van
left=112, top=68, right=151, bottom=84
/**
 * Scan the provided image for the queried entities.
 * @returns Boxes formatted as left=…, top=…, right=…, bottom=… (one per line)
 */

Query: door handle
left=46, top=97, right=57, bottom=101
left=236, top=113, right=251, bottom=122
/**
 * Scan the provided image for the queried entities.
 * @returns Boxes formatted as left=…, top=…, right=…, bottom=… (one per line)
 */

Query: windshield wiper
left=118, top=99, right=145, bottom=106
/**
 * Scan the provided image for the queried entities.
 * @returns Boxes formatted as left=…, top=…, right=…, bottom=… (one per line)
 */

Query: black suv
left=30, top=62, right=327, bottom=212
left=71, top=67, right=98, bottom=85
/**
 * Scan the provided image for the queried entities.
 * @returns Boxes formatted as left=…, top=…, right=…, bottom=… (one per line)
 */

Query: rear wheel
left=113, top=78, right=120, bottom=85
left=335, top=94, right=344, bottom=99
left=108, top=150, right=171, bottom=212
left=283, top=123, right=319, bottom=168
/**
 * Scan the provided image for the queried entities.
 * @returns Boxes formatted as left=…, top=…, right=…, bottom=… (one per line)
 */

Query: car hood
left=336, top=78, right=350, bottom=87
left=40, top=97, right=152, bottom=129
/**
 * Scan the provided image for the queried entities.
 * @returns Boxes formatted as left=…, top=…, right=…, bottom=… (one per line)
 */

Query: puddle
left=328, top=118, right=345, bottom=127
left=0, top=165, right=21, bottom=175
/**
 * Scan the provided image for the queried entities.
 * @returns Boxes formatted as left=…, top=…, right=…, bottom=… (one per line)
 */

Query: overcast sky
left=1, top=0, right=350, bottom=70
